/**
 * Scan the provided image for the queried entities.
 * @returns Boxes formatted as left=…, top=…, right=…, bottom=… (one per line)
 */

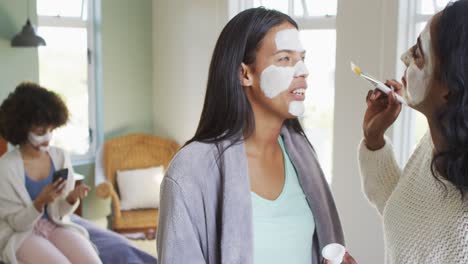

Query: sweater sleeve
left=0, top=167, right=42, bottom=232
left=157, top=176, right=206, bottom=264
left=358, top=136, right=402, bottom=215
left=0, top=201, right=42, bottom=232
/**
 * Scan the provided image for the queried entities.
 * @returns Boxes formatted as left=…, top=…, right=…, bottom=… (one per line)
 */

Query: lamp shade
left=11, top=19, right=46, bottom=47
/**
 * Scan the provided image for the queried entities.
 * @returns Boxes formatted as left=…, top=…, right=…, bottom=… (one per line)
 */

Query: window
left=237, top=0, right=337, bottom=181
left=37, top=0, right=97, bottom=163
left=394, top=0, right=451, bottom=165
left=417, top=0, right=452, bottom=15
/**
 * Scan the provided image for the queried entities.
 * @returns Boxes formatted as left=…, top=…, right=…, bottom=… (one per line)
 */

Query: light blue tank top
left=251, top=136, right=315, bottom=264
left=25, top=161, right=55, bottom=219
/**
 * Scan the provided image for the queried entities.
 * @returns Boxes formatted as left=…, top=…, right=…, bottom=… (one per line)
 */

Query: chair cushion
left=117, top=166, right=164, bottom=210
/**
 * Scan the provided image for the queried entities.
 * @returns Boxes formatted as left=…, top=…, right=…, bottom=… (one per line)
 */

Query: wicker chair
left=95, top=134, right=179, bottom=239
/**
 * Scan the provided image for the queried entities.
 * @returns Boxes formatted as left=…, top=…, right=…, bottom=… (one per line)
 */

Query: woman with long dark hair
left=359, top=0, right=468, bottom=263
left=157, top=7, right=356, bottom=264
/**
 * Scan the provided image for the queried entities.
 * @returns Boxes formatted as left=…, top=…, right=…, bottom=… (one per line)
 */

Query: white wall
left=332, top=0, right=401, bottom=263
left=102, top=0, right=154, bottom=138
left=152, top=0, right=228, bottom=144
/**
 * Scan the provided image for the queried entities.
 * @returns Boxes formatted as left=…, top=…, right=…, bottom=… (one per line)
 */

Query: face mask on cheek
left=28, top=132, right=52, bottom=152
left=260, top=61, right=309, bottom=116
left=400, top=23, right=434, bottom=106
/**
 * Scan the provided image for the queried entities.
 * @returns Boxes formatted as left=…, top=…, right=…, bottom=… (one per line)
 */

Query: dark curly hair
left=431, top=0, right=468, bottom=196
left=0, top=82, right=69, bottom=145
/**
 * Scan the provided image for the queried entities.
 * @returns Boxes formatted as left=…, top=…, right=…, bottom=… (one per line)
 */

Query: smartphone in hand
left=53, top=168, right=69, bottom=183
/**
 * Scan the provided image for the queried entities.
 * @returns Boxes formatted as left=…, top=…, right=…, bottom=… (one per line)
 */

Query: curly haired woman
left=0, top=82, right=101, bottom=264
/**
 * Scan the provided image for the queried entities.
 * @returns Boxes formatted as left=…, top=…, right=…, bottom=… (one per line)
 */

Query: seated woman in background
left=358, top=0, right=468, bottom=263
left=0, top=82, right=101, bottom=264
left=157, top=7, right=356, bottom=264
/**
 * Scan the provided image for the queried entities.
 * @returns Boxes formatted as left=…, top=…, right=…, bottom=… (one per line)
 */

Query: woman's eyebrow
left=274, top=49, right=294, bottom=54
left=274, top=50, right=306, bottom=56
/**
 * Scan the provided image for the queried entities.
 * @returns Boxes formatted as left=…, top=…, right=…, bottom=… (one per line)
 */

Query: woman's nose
left=294, top=61, right=309, bottom=78
left=400, top=50, right=411, bottom=66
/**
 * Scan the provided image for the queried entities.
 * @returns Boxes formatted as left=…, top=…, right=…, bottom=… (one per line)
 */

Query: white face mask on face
left=260, top=60, right=309, bottom=98
left=288, top=101, right=305, bottom=117
left=28, top=132, right=52, bottom=152
left=259, top=29, right=309, bottom=117
left=400, top=21, right=434, bottom=106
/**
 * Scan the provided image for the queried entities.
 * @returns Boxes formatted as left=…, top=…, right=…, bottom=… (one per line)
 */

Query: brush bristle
left=350, top=62, right=361, bottom=75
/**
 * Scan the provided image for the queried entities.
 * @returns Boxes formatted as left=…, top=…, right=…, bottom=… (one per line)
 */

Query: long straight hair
left=186, top=7, right=305, bottom=150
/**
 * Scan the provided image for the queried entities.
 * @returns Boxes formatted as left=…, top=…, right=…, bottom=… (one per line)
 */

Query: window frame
left=231, top=0, right=336, bottom=27
left=392, top=0, right=444, bottom=166
left=37, top=0, right=98, bottom=165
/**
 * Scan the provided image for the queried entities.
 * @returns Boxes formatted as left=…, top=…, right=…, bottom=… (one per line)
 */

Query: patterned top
left=358, top=132, right=468, bottom=264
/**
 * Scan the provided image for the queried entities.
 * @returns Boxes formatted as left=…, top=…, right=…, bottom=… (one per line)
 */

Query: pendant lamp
left=11, top=0, right=46, bottom=47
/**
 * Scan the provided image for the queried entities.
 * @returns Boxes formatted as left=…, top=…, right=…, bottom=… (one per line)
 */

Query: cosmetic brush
left=350, top=62, right=406, bottom=105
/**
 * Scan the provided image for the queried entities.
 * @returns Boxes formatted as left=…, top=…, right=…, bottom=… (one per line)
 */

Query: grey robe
left=157, top=125, right=345, bottom=264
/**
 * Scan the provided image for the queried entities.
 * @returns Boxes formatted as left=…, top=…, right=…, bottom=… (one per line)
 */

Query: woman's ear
left=240, top=63, right=253, bottom=87
left=434, top=78, right=449, bottom=104
left=442, top=84, right=449, bottom=103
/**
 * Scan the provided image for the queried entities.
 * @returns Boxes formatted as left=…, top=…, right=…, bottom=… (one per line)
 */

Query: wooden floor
left=130, top=239, right=157, bottom=257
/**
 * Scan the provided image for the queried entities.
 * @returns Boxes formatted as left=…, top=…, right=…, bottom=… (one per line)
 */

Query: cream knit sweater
left=358, top=132, right=468, bottom=264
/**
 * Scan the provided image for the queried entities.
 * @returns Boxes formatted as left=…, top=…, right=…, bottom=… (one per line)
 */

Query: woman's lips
left=402, top=69, right=407, bottom=87
left=290, top=88, right=306, bottom=101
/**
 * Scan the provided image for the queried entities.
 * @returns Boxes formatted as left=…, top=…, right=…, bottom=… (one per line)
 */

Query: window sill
left=72, top=155, right=95, bottom=166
